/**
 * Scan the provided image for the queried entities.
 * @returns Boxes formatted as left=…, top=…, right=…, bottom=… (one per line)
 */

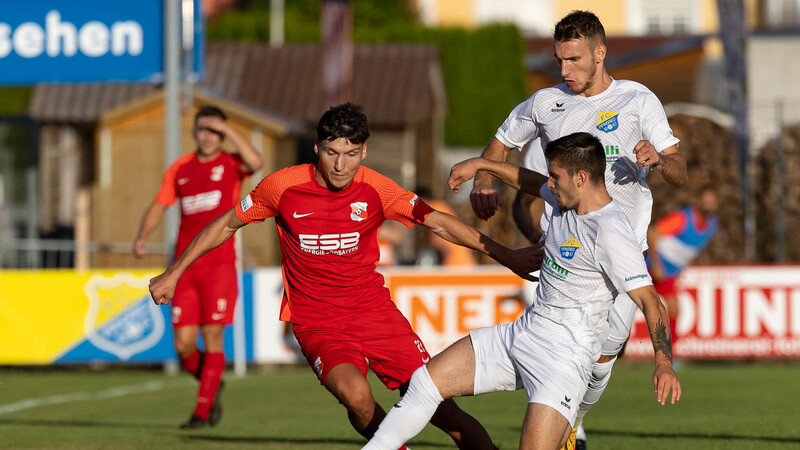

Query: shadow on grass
left=0, top=418, right=174, bottom=429
left=587, top=428, right=800, bottom=445
left=188, top=435, right=451, bottom=447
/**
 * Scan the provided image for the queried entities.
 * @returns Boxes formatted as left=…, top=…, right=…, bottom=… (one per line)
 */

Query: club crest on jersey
left=560, top=235, right=581, bottom=259
left=596, top=111, right=619, bottom=133
left=210, top=164, right=225, bottom=181
left=350, top=202, right=368, bottom=221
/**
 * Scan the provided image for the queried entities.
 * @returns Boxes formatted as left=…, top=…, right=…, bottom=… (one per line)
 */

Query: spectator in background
left=133, top=105, right=263, bottom=428
left=647, top=186, right=719, bottom=350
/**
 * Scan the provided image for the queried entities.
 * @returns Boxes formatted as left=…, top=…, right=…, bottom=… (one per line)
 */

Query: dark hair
left=195, top=105, right=227, bottom=122
left=554, top=10, right=606, bottom=46
left=544, top=132, right=606, bottom=185
left=317, top=102, right=370, bottom=144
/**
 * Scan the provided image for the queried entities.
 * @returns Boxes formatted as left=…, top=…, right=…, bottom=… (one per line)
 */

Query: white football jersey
left=526, top=187, right=652, bottom=364
left=498, top=79, right=679, bottom=250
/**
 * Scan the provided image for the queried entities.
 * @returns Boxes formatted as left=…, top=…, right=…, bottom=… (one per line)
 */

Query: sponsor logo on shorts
left=596, top=111, right=619, bottom=133
left=240, top=194, right=253, bottom=212
left=299, top=232, right=360, bottom=256
left=414, top=339, right=430, bottom=363
left=172, top=306, right=182, bottom=324
left=211, top=313, right=225, bottom=321
left=560, top=236, right=581, bottom=259
left=542, top=254, right=570, bottom=281
left=314, top=356, right=324, bottom=377
left=350, top=202, right=368, bottom=221
left=561, top=395, right=572, bottom=409
left=410, top=195, right=419, bottom=206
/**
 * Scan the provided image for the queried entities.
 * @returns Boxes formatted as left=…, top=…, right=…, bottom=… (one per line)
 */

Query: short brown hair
left=554, top=10, right=606, bottom=47
left=195, top=105, right=227, bottom=123
left=544, top=132, right=606, bottom=186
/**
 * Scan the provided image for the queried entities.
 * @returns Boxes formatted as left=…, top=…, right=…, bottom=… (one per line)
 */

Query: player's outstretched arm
left=149, top=208, right=246, bottom=305
left=628, top=285, right=682, bottom=406
left=450, top=157, right=547, bottom=197
left=205, top=117, right=264, bottom=173
left=470, top=138, right=514, bottom=221
left=133, top=202, right=167, bottom=258
left=634, top=142, right=687, bottom=188
left=421, top=210, right=543, bottom=280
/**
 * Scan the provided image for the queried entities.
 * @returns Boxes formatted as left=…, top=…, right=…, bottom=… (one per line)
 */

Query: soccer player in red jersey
left=149, top=103, right=540, bottom=448
left=133, top=105, right=263, bottom=429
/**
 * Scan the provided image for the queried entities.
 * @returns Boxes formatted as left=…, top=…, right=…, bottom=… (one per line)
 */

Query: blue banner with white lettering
left=0, top=0, right=203, bottom=84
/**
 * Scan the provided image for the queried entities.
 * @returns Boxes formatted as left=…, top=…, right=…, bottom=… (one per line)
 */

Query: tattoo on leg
left=653, top=319, right=673, bottom=362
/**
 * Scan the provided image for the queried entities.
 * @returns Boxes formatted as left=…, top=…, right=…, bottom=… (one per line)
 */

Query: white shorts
left=602, top=291, right=638, bottom=356
left=469, top=315, right=590, bottom=426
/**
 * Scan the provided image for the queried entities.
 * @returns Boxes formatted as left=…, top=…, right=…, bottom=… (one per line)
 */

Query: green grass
left=1, top=361, right=799, bottom=449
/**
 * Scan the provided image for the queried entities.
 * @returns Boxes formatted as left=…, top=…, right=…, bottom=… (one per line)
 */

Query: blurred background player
left=148, top=102, right=542, bottom=448
left=133, top=105, right=263, bottom=428
left=647, top=186, right=719, bottom=353
left=469, top=11, right=689, bottom=449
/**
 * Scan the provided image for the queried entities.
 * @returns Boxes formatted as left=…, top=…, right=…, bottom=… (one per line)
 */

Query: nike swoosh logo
left=293, top=212, right=314, bottom=218
left=211, top=313, right=225, bottom=320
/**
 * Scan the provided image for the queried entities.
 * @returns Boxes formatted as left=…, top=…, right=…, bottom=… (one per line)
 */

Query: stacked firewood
left=449, top=114, right=799, bottom=264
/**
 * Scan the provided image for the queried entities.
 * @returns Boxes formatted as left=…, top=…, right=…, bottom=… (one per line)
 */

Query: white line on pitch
left=0, top=378, right=195, bottom=416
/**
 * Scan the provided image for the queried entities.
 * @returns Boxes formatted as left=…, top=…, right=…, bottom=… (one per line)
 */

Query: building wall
left=747, top=35, right=800, bottom=153
left=555, top=0, right=626, bottom=35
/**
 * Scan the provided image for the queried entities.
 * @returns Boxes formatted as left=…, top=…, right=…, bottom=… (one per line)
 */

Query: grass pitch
left=1, top=361, right=799, bottom=449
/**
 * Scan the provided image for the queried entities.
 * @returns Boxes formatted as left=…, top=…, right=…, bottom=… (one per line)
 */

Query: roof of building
left=525, top=35, right=707, bottom=74
left=29, top=42, right=445, bottom=130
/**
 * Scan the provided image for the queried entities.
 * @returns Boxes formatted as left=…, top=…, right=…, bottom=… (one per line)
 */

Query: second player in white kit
left=363, top=132, right=681, bottom=450
left=473, top=12, right=688, bottom=445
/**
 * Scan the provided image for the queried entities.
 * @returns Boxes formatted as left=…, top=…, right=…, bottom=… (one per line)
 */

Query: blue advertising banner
left=0, top=0, right=203, bottom=84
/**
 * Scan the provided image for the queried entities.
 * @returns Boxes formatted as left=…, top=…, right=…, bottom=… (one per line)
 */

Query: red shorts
left=653, top=276, right=678, bottom=298
left=292, top=303, right=431, bottom=391
left=171, top=263, right=238, bottom=327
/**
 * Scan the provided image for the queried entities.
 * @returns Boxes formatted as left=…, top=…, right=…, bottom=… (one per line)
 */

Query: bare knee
left=341, top=382, right=375, bottom=413
left=173, top=327, right=198, bottom=357
left=325, top=366, right=376, bottom=417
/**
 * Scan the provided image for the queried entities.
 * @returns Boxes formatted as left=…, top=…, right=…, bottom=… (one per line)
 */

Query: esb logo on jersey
left=299, top=232, right=360, bottom=254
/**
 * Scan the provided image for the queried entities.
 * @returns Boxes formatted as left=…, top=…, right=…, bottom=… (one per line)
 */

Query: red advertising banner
left=625, top=265, right=800, bottom=359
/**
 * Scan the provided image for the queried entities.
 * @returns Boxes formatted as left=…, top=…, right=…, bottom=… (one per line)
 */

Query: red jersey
left=235, top=164, right=432, bottom=325
left=156, top=152, right=248, bottom=267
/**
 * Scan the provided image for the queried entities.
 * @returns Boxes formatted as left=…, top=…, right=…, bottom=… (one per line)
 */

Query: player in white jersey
left=475, top=11, right=689, bottom=447
left=363, top=132, right=680, bottom=450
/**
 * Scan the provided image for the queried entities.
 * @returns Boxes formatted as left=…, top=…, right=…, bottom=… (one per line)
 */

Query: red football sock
left=180, top=348, right=203, bottom=380
left=194, top=352, right=225, bottom=420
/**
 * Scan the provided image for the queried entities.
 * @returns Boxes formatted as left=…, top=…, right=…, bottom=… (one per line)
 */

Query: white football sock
left=576, top=424, right=586, bottom=440
left=362, top=366, right=443, bottom=450
left=577, top=357, right=616, bottom=419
